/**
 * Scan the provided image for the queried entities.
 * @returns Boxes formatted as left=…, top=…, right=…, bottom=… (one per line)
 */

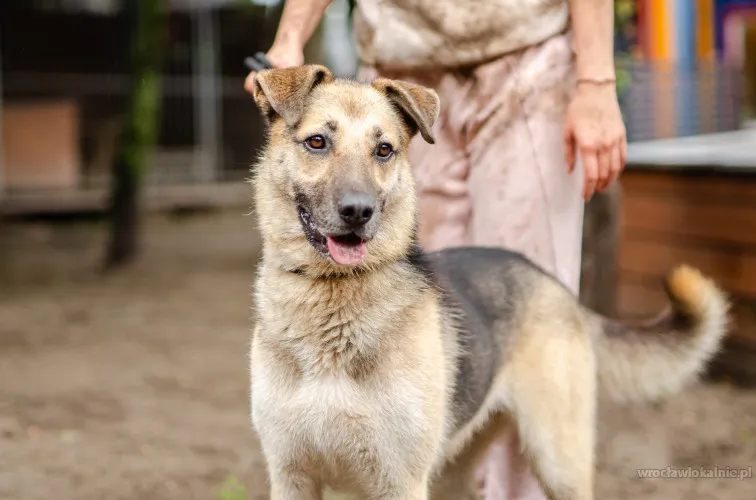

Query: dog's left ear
left=252, top=65, right=335, bottom=127
left=371, top=79, right=440, bottom=144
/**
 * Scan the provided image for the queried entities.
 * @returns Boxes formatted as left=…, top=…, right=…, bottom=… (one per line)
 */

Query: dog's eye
left=305, top=135, right=326, bottom=150
left=376, top=143, right=394, bottom=159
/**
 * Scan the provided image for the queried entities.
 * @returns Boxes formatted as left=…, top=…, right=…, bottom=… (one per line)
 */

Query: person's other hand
left=244, top=44, right=305, bottom=95
left=563, top=83, right=627, bottom=200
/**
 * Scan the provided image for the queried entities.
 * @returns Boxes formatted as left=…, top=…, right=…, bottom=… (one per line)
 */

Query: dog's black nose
left=338, top=191, right=375, bottom=227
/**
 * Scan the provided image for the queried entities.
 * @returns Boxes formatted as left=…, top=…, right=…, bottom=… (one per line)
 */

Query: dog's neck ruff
left=256, top=247, right=432, bottom=378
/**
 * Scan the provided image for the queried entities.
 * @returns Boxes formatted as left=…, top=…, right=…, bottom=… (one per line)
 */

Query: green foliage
left=217, top=475, right=248, bottom=500
left=614, top=0, right=637, bottom=97
left=118, top=72, right=161, bottom=184
left=117, top=0, right=167, bottom=184
left=615, top=0, right=635, bottom=22
left=615, top=56, right=632, bottom=97
left=105, top=0, right=167, bottom=268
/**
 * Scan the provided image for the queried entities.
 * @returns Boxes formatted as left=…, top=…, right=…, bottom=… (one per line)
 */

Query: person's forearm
left=569, top=0, right=616, bottom=81
left=271, top=0, right=333, bottom=51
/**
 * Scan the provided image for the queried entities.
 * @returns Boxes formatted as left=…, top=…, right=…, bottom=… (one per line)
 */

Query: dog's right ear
left=371, top=78, right=440, bottom=144
left=252, top=65, right=335, bottom=127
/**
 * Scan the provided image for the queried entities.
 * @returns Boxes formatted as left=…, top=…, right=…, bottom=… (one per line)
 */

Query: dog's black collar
left=289, top=267, right=307, bottom=276
left=285, top=266, right=367, bottom=279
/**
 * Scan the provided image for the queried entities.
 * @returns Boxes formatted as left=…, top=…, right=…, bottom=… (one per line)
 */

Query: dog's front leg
left=270, top=471, right=322, bottom=500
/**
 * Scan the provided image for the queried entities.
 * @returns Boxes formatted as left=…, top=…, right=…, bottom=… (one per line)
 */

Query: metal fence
left=619, top=60, right=745, bottom=142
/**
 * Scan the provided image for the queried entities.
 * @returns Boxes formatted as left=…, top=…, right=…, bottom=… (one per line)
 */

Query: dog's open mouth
left=326, top=233, right=367, bottom=266
left=297, top=205, right=367, bottom=266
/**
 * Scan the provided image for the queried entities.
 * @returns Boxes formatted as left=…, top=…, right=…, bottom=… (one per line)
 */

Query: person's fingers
left=606, top=140, right=622, bottom=188
left=595, top=145, right=611, bottom=192
left=564, top=125, right=576, bottom=173
left=581, top=147, right=599, bottom=200
left=620, top=134, right=628, bottom=171
left=244, top=71, right=257, bottom=95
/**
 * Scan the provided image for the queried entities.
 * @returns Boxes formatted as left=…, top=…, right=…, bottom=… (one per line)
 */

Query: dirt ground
left=0, top=209, right=754, bottom=500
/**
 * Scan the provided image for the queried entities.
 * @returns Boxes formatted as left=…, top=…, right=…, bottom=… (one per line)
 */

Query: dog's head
left=251, top=65, right=439, bottom=275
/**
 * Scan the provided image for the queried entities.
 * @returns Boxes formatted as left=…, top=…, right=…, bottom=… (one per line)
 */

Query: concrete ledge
left=0, top=181, right=252, bottom=216
left=627, top=128, right=756, bottom=173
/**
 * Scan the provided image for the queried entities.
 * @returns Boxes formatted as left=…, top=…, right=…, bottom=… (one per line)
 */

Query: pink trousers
left=360, top=33, right=584, bottom=499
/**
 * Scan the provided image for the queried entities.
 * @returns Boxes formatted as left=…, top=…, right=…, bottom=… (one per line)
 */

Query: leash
left=244, top=0, right=281, bottom=72
left=244, top=52, right=275, bottom=72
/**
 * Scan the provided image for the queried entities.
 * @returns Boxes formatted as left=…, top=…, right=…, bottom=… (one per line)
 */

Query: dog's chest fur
left=251, top=262, right=453, bottom=490
left=252, top=357, right=431, bottom=492
left=255, top=265, right=424, bottom=377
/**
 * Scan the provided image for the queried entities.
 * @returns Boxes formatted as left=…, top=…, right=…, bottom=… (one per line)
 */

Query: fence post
left=193, top=6, right=221, bottom=183
left=0, top=36, right=4, bottom=199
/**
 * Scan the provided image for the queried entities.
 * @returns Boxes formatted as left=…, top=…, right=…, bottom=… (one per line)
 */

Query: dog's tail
left=591, top=265, right=729, bottom=403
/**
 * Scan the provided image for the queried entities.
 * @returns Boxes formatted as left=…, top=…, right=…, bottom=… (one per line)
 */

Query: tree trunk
left=105, top=0, right=166, bottom=270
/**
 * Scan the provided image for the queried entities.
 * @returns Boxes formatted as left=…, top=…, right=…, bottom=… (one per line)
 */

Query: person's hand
left=244, top=43, right=305, bottom=95
left=563, top=83, right=627, bottom=200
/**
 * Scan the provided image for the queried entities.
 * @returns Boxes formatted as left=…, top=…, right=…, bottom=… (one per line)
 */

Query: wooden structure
left=620, top=127, right=756, bottom=385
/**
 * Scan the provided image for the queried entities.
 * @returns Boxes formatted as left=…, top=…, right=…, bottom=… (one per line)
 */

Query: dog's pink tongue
left=327, top=237, right=366, bottom=266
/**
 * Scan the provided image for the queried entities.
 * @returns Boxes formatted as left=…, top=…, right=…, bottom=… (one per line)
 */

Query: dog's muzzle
left=296, top=202, right=372, bottom=267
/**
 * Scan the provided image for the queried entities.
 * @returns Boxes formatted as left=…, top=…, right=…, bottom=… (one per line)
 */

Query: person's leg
left=476, top=426, right=547, bottom=500
left=358, top=66, right=473, bottom=251
left=466, top=34, right=583, bottom=293
left=464, top=33, right=584, bottom=499
left=409, top=115, right=472, bottom=251
left=465, top=33, right=583, bottom=290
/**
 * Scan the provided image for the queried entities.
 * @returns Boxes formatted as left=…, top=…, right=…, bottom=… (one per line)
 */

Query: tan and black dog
left=248, top=65, right=729, bottom=500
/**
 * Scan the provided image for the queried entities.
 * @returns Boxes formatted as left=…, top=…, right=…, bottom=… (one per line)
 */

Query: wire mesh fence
left=619, top=60, right=745, bottom=142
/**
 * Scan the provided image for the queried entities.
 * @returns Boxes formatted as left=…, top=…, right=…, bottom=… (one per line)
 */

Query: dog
left=247, top=64, right=729, bottom=500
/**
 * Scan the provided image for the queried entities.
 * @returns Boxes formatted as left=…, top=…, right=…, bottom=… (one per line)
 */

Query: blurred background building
left=0, top=0, right=754, bottom=212
left=0, top=0, right=357, bottom=213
